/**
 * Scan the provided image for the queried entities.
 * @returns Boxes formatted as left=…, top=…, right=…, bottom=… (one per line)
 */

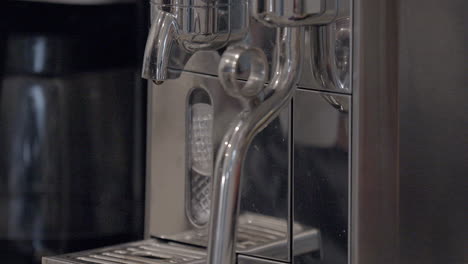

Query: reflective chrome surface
left=293, top=89, right=349, bottom=263
left=239, top=107, right=290, bottom=261
left=156, top=0, right=352, bottom=94
left=204, top=0, right=352, bottom=262
left=147, top=72, right=242, bottom=240
left=305, top=0, right=351, bottom=93
left=208, top=26, right=303, bottom=264
left=143, top=0, right=351, bottom=263
left=147, top=70, right=293, bottom=262
left=141, top=0, right=248, bottom=82
left=252, top=0, right=337, bottom=27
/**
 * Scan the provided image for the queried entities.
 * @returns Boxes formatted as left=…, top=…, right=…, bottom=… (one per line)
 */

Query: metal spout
left=142, top=0, right=249, bottom=83
left=141, top=10, right=191, bottom=83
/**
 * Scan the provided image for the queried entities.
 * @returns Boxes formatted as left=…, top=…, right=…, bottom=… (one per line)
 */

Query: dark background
left=0, top=1, right=148, bottom=263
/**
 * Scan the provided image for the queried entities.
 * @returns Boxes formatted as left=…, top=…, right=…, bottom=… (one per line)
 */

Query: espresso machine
left=43, top=0, right=468, bottom=263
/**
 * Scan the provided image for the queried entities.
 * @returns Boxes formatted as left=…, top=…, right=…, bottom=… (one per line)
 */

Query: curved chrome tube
left=207, top=27, right=304, bottom=264
left=309, top=16, right=350, bottom=91
left=141, top=10, right=178, bottom=83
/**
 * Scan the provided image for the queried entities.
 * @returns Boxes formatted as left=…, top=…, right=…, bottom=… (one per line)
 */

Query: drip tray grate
left=42, top=213, right=319, bottom=264
left=42, top=240, right=206, bottom=264
left=166, top=213, right=293, bottom=251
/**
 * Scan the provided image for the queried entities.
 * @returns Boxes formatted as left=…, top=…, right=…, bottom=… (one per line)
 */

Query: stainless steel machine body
left=43, top=0, right=468, bottom=263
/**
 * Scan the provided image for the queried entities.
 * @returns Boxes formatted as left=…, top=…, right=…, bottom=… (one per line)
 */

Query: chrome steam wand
left=207, top=27, right=304, bottom=264
left=208, top=0, right=339, bottom=263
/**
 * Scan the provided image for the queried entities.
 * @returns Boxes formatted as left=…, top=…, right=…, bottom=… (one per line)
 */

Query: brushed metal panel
left=398, top=0, right=468, bottom=263
left=351, top=0, right=399, bottom=263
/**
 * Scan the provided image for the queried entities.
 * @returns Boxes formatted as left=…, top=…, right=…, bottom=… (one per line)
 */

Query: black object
left=0, top=1, right=147, bottom=263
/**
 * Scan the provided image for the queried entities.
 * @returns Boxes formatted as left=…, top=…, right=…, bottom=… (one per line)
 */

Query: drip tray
left=166, top=213, right=293, bottom=251
left=43, top=213, right=320, bottom=264
left=163, top=213, right=319, bottom=257
left=42, top=240, right=206, bottom=264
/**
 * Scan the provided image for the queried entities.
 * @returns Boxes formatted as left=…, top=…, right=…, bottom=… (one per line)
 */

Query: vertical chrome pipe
left=207, top=26, right=304, bottom=264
